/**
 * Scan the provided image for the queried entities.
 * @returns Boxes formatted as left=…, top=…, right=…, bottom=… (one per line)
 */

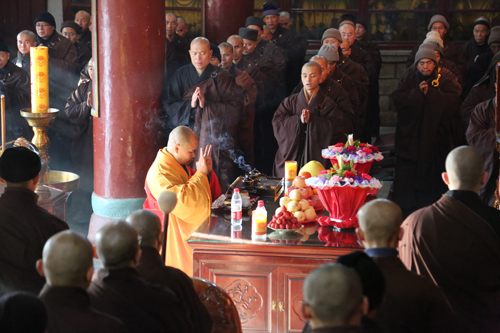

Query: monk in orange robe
left=144, top=126, right=221, bottom=276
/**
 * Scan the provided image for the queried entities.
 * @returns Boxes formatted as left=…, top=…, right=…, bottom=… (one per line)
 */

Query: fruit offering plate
left=268, top=225, right=304, bottom=233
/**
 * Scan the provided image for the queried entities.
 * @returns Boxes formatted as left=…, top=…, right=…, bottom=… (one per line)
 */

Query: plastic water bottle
left=231, top=188, right=242, bottom=225
left=252, top=200, right=267, bottom=241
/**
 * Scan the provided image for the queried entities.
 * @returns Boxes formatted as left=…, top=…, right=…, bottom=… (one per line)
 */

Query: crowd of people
left=1, top=2, right=500, bottom=332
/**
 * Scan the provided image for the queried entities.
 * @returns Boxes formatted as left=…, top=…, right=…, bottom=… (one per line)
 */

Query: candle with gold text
left=30, top=46, right=49, bottom=113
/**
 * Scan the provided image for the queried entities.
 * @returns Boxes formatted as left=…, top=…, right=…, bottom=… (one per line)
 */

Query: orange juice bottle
left=252, top=200, right=267, bottom=241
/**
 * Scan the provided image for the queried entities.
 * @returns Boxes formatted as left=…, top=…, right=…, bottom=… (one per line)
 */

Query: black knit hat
left=34, top=11, right=56, bottom=28
left=61, top=20, right=82, bottom=35
left=0, top=40, right=9, bottom=53
left=356, top=18, right=368, bottom=31
left=246, top=16, right=264, bottom=30
left=239, top=28, right=258, bottom=42
left=263, top=2, right=280, bottom=17
left=473, top=19, right=491, bottom=30
left=339, top=13, right=357, bottom=26
left=210, top=43, right=221, bottom=62
left=337, top=251, right=386, bottom=311
left=0, top=292, right=47, bottom=332
left=0, top=147, right=41, bottom=183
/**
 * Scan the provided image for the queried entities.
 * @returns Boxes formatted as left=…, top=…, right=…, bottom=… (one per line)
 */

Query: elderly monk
left=0, top=39, right=31, bottom=141
left=162, top=37, right=243, bottom=189
left=144, top=126, right=220, bottom=276
left=88, top=220, right=195, bottom=333
left=357, top=200, right=458, bottom=333
left=127, top=210, right=212, bottom=333
left=219, top=42, right=257, bottom=166
left=400, top=146, right=500, bottom=333
left=61, top=20, right=91, bottom=73
left=272, top=62, right=353, bottom=177
left=302, top=263, right=367, bottom=332
left=0, top=147, right=68, bottom=294
left=466, top=85, right=498, bottom=206
left=392, top=45, right=462, bottom=217
left=37, top=231, right=126, bottom=332
left=74, top=10, right=91, bottom=49
left=13, top=30, right=37, bottom=73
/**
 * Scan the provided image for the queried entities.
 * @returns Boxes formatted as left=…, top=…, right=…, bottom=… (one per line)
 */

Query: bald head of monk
left=310, top=55, right=328, bottom=84
left=166, top=126, right=198, bottom=166
left=442, top=146, right=488, bottom=193
left=357, top=199, right=403, bottom=249
left=95, top=220, right=141, bottom=269
left=75, top=10, right=91, bottom=31
left=189, top=37, right=212, bottom=74
left=36, top=231, right=94, bottom=289
left=301, top=62, right=322, bottom=93
left=126, top=210, right=162, bottom=250
left=227, top=35, right=244, bottom=62
left=302, top=263, right=367, bottom=329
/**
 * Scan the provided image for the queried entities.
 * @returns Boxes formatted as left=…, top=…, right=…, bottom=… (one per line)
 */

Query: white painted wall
left=47, top=0, right=64, bottom=30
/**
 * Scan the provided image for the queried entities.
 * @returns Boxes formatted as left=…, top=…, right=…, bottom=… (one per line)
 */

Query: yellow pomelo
left=299, top=161, right=325, bottom=177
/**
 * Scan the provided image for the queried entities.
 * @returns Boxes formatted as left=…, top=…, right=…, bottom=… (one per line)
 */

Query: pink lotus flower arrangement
left=322, top=134, right=383, bottom=174
left=305, top=156, right=382, bottom=229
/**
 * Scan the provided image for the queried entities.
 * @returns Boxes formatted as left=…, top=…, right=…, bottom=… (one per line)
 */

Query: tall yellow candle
left=30, top=46, right=49, bottom=113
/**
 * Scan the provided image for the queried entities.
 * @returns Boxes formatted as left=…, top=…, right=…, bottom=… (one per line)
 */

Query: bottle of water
left=231, top=188, right=242, bottom=225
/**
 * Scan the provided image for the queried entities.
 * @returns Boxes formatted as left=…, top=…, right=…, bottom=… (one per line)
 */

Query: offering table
left=188, top=181, right=390, bottom=333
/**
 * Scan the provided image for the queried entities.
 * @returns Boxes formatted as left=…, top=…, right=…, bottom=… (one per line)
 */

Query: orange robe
left=144, top=148, right=221, bottom=276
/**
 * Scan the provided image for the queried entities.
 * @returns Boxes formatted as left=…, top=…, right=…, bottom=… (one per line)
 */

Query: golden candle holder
left=20, top=108, right=59, bottom=184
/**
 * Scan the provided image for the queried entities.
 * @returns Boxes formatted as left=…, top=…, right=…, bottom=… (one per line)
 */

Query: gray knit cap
left=427, top=15, right=450, bottom=31
left=318, top=44, right=340, bottom=62
left=489, top=26, right=500, bottom=45
left=414, top=43, right=438, bottom=65
left=321, top=28, right=342, bottom=44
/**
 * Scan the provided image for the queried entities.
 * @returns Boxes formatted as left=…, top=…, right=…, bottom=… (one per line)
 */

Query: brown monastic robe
left=88, top=267, right=195, bottom=333
left=392, top=67, right=462, bottom=213
left=230, top=65, right=257, bottom=166
left=399, top=195, right=500, bottom=333
left=370, top=256, right=460, bottom=333
left=39, top=285, right=127, bottom=333
left=0, top=188, right=68, bottom=294
left=466, top=97, right=499, bottom=206
left=163, top=63, right=243, bottom=191
left=136, top=247, right=213, bottom=333
left=272, top=88, right=354, bottom=177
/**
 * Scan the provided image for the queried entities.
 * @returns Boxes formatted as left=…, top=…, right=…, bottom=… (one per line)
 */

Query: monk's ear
left=36, top=259, right=45, bottom=277
left=398, top=227, right=404, bottom=241
left=480, top=171, right=488, bottom=186
left=135, top=248, right=142, bottom=264
left=441, top=172, right=450, bottom=186
left=33, top=174, right=41, bottom=186
left=360, top=296, right=369, bottom=316
left=86, top=265, right=94, bottom=283
left=355, top=227, right=365, bottom=242
left=174, top=143, right=180, bottom=155
left=301, top=302, right=313, bottom=320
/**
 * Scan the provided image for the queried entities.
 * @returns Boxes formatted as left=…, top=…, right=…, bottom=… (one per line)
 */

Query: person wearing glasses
left=34, top=11, right=79, bottom=171
left=61, top=21, right=91, bottom=73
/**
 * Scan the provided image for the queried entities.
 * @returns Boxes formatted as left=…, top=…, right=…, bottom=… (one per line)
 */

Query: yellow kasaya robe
left=144, top=148, right=220, bottom=276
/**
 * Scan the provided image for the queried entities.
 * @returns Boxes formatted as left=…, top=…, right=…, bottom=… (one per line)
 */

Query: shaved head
left=165, top=12, right=176, bottom=20
left=310, top=55, right=328, bottom=83
left=303, top=263, right=364, bottom=327
left=167, top=126, right=198, bottom=165
left=445, top=146, right=485, bottom=191
left=95, top=220, right=140, bottom=269
left=228, top=35, right=243, bottom=45
left=167, top=126, right=197, bottom=150
left=190, top=37, right=210, bottom=49
left=126, top=210, right=162, bottom=248
left=302, top=61, right=322, bottom=73
left=41, top=231, right=94, bottom=288
left=358, top=199, right=402, bottom=247
left=75, top=11, right=91, bottom=31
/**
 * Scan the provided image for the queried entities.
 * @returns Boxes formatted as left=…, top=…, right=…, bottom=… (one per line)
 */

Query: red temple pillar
left=88, top=0, right=165, bottom=242
left=204, top=0, right=254, bottom=45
